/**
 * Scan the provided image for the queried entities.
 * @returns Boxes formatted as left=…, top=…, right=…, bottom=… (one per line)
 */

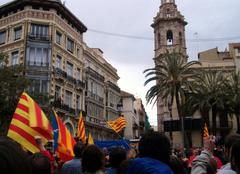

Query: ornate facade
left=0, top=0, right=120, bottom=139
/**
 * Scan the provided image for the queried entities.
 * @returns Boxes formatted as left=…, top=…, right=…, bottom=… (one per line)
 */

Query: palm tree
left=144, top=52, right=201, bottom=147
left=189, top=69, right=227, bottom=135
left=224, top=71, right=240, bottom=133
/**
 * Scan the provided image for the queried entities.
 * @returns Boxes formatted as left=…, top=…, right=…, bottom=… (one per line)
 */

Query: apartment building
left=0, top=0, right=121, bottom=139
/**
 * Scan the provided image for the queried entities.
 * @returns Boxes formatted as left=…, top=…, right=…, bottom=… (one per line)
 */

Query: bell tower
left=152, top=1, right=188, bottom=132
left=152, top=0, right=187, bottom=62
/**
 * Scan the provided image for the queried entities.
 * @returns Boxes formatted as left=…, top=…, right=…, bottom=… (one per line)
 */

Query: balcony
left=86, top=91, right=104, bottom=103
left=55, top=68, right=67, bottom=78
left=86, top=67, right=105, bottom=82
left=66, top=75, right=76, bottom=85
left=107, top=81, right=120, bottom=93
left=52, top=99, right=76, bottom=116
left=76, top=80, right=85, bottom=89
left=27, top=33, right=51, bottom=42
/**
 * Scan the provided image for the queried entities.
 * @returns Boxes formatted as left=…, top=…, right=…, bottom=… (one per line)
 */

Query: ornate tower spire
left=152, top=1, right=187, bottom=62
left=161, top=0, right=175, bottom=5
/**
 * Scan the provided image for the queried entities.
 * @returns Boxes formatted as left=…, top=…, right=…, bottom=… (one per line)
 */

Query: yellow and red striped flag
left=52, top=111, right=76, bottom=161
left=77, top=111, right=86, bottom=143
left=7, top=92, right=52, bottom=153
left=88, top=133, right=94, bottom=145
left=107, top=116, right=127, bottom=133
left=203, top=123, right=209, bottom=139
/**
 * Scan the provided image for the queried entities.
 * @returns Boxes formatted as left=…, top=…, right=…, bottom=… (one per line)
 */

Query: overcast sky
left=1, top=0, right=240, bottom=126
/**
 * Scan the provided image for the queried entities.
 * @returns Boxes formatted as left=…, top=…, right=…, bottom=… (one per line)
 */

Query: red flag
left=77, top=111, right=86, bottom=143
left=7, top=92, right=52, bottom=153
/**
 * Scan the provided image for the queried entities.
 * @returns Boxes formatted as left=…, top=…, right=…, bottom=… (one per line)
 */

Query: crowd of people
left=0, top=130, right=240, bottom=174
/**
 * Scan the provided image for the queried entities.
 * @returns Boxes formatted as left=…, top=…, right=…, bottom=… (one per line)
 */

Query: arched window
left=166, top=30, right=173, bottom=45
left=166, top=8, right=171, bottom=18
left=158, top=33, right=161, bottom=47
left=65, top=122, right=73, bottom=135
left=179, top=32, right=182, bottom=45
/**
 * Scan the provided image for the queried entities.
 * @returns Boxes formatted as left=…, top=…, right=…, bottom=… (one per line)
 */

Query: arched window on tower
left=158, top=33, right=161, bottom=47
left=167, top=30, right=173, bottom=45
left=179, top=32, right=182, bottom=45
left=166, top=8, right=171, bottom=18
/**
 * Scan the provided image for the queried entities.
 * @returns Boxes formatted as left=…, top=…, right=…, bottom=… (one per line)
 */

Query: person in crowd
left=106, top=147, right=127, bottom=174
left=206, top=158, right=218, bottom=174
left=230, top=140, right=240, bottom=174
left=191, top=135, right=217, bottom=174
left=30, top=152, right=51, bottom=174
left=127, top=148, right=137, bottom=160
left=218, top=133, right=240, bottom=174
left=82, top=145, right=105, bottom=174
left=0, top=137, right=32, bottom=174
left=61, top=141, right=84, bottom=174
left=169, top=155, right=188, bottom=174
left=35, top=136, right=54, bottom=161
left=35, top=136, right=54, bottom=173
left=127, top=130, right=174, bottom=174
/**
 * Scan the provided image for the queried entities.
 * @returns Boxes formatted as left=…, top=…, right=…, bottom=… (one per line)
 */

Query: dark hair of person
left=206, top=158, right=218, bottom=174
left=168, top=156, right=187, bottom=174
left=73, top=141, right=84, bottom=158
left=138, top=130, right=171, bottom=165
left=0, top=137, right=32, bottom=174
left=230, top=140, right=240, bottom=173
left=224, top=133, right=240, bottom=150
left=30, top=152, right=51, bottom=174
left=82, top=145, right=105, bottom=173
left=109, top=147, right=127, bottom=168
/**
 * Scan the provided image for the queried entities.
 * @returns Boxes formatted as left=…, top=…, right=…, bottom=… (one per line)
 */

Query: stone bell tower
left=152, top=0, right=187, bottom=62
left=151, top=0, right=188, bottom=132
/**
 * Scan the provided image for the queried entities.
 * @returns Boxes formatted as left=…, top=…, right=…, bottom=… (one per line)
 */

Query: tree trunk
left=175, top=90, right=186, bottom=149
left=212, top=105, right=217, bottom=135
left=236, top=114, right=240, bottom=134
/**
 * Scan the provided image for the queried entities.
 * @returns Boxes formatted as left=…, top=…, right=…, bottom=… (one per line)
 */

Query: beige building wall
left=0, top=0, right=121, bottom=139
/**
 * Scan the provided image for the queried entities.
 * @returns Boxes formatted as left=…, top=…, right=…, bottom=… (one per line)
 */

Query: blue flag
left=52, top=111, right=59, bottom=153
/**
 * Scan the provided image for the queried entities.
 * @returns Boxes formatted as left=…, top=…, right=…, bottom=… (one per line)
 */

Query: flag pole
left=105, top=119, right=124, bottom=139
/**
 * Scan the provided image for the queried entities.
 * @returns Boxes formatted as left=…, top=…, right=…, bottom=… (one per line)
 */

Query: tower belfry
left=152, top=0, right=187, bottom=62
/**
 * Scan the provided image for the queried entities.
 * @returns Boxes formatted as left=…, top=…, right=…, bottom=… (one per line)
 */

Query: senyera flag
left=52, top=110, right=76, bottom=161
left=77, top=111, right=86, bottom=143
left=7, top=92, right=52, bottom=153
left=203, top=123, right=209, bottom=139
left=107, top=116, right=127, bottom=133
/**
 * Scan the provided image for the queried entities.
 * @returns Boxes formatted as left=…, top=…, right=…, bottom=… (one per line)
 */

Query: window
left=66, top=62, right=73, bottom=77
left=14, top=27, right=22, bottom=40
left=28, top=47, right=49, bottom=66
left=56, top=31, right=61, bottom=44
left=65, top=90, right=72, bottom=107
left=55, top=86, right=61, bottom=99
left=11, top=51, right=19, bottom=65
left=56, top=55, right=62, bottom=69
left=67, top=38, right=74, bottom=53
left=41, top=80, right=48, bottom=93
left=28, top=79, right=48, bottom=94
left=167, top=30, right=173, bottom=45
left=76, top=68, right=81, bottom=80
left=31, top=24, right=48, bottom=36
left=0, top=31, right=6, bottom=44
left=76, top=95, right=81, bottom=110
